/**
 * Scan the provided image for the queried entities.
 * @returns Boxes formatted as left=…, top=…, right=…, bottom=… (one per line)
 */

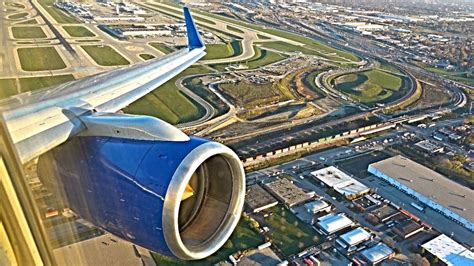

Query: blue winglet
left=183, top=6, right=205, bottom=50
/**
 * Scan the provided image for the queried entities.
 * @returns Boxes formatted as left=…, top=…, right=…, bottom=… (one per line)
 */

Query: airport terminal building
left=368, top=155, right=474, bottom=232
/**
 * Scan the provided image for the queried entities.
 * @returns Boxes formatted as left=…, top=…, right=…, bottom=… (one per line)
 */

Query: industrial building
left=245, top=184, right=278, bottom=213
left=335, top=227, right=371, bottom=252
left=305, top=199, right=331, bottom=214
left=360, top=243, right=394, bottom=265
left=370, top=204, right=399, bottom=223
left=311, top=166, right=370, bottom=199
left=368, top=155, right=474, bottom=232
left=393, top=219, right=424, bottom=239
left=414, top=140, right=444, bottom=154
left=264, top=178, right=313, bottom=207
left=421, top=234, right=474, bottom=266
left=316, top=213, right=354, bottom=235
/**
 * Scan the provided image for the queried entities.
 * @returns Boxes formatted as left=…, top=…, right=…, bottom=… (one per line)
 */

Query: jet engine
left=37, top=115, right=245, bottom=260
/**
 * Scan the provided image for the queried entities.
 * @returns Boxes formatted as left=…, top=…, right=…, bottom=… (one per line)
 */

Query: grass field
left=149, top=42, right=175, bottom=54
left=417, top=63, right=474, bottom=86
left=38, top=0, right=78, bottom=23
left=139, top=54, right=155, bottom=60
left=202, top=40, right=241, bottom=60
left=17, top=47, right=66, bottom=71
left=227, top=25, right=244, bottom=34
left=11, top=26, right=47, bottom=39
left=184, top=77, right=229, bottom=116
left=81, top=45, right=129, bottom=66
left=123, top=65, right=211, bottom=124
left=8, top=12, right=28, bottom=19
left=265, top=205, right=321, bottom=257
left=17, top=18, right=37, bottom=24
left=209, top=46, right=285, bottom=71
left=0, top=79, right=18, bottom=99
left=219, top=80, right=286, bottom=108
left=19, top=74, right=75, bottom=92
left=63, top=26, right=95, bottom=37
left=149, top=3, right=360, bottom=62
left=257, top=33, right=271, bottom=40
left=246, top=47, right=285, bottom=69
left=6, top=2, right=25, bottom=8
left=332, top=69, right=405, bottom=105
left=303, top=70, right=326, bottom=98
left=151, top=218, right=264, bottom=265
left=377, top=62, right=402, bottom=75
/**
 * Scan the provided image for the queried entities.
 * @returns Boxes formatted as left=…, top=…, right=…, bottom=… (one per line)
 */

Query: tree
left=409, top=254, right=430, bottom=266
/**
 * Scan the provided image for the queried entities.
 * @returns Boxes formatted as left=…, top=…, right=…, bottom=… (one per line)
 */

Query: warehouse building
left=336, top=227, right=372, bottom=252
left=368, top=155, right=474, bottom=232
left=393, top=219, right=424, bottom=239
left=316, top=213, right=354, bottom=235
left=245, top=184, right=278, bottom=213
left=265, top=178, right=313, bottom=207
left=360, top=243, right=394, bottom=265
left=305, top=199, right=331, bottom=214
left=421, top=234, right=474, bottom=265
left=311, top=166, right=370, bottom=199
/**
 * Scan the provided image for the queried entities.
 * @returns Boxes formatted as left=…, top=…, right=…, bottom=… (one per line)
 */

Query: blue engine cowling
left=37, top=136, right=245, bottom=260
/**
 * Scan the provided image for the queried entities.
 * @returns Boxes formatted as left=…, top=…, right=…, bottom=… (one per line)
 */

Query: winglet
left=183, top=6, right=205, bottom=50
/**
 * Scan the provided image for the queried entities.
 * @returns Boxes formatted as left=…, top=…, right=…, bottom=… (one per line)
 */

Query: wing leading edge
left=1, top=7, right=206, bottom=163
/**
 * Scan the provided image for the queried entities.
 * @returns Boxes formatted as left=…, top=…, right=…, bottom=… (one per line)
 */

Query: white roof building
left=317, top=213, right=354, bottom=235
left=311, top=166, right=370, bottom=198
left=336, top=227, right=371, bottom=249
left=421, top=234, right=474, bottom=266
left=305, top=199, right=331, bottom=214
left=360, top=243, right=394, bottom=264
left=368, top=155, right=474, bottom=232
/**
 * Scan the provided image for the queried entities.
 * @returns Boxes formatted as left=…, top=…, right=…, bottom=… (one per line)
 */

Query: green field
left=18, top=74, right=75, bottom=92
left=418, top=64, right=474, bottom=86
left=377, top=62, right=402, bottom=75
left=210, top=46, right=285, bottom=71
left=81, top=45, right=129, bottom=66
left=17, top=47, right=66, bottom=71
left=6, top=2, right=25, bottom=8
left=184, top=77, right=229, bottom=116
left=8, top=12, right=28, bottom=19
left=151, top=218, right=264, bottom=265
left=332, top=69, right=405, bottom=105
left=0, top=79, right=18, bottom=99
left=149, top=42, right=175, bottom=54
left=265, top=205, right=321, bottom=257
left=11, top=26, right=47, bottom=39
left=63, top=26, right=95, bottom=37
left=38, top=0, right=78, bottom=23
left=219, top=80, right=286, bottom=108
left=202, top=40, right=241, bottom=60
left=17, top=18, right=38, bottom=24
left=124, top=65, right=211, bottom=124
left=257, top=33, right=271, bottom=40
left=139, top=54, right=155, bottom=60
left=148, top=3, right=360, bottom=62
left=303, top=70, right=326, bottom=98
left=227, top=25, right=244, bottom=34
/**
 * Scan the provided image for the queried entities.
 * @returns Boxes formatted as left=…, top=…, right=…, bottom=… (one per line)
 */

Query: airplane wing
left=1, top=7, right=246, bottom=261
left=0, top=7, right=206, bottom=163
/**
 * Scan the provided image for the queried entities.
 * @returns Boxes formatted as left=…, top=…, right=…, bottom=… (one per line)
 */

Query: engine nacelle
left=37, top=136, right=245, bottom=260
